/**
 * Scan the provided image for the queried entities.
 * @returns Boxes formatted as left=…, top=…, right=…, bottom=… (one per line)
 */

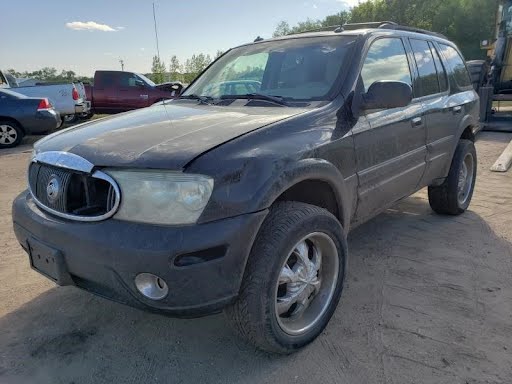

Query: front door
left=353, top=37, right=427, bottom=220
left=116, top=72, right=150, bottom=111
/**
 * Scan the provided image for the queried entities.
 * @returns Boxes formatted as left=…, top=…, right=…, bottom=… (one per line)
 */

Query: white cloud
left=66, top=21, right=118, bottom=32
left=336, top=0, right=361, bottom=7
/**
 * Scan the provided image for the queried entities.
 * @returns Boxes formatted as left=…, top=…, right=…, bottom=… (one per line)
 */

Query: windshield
left=183, top=36, right=356, bottom=101
left=137, top=73, right=156, bottom=87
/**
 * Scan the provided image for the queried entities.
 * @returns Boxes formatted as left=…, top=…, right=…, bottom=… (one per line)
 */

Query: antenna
left=153, top=2, right=161, bottom=60
left=119, top=59, right=125, bottom=71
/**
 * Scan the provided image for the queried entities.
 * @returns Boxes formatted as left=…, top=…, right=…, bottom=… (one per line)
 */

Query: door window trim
left=406, top=38, right=450, bottom=101
left=358, top=35, right=417, bottom=101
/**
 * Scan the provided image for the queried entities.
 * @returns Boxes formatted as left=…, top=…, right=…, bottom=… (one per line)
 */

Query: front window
left=137, top=73, right=156, bottom=87
left=361, top=38, right=412, bottom=92
left=183, top=36, right=356, bottom=101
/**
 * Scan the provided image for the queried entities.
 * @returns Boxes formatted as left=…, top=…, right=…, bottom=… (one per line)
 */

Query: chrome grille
left=29, top=163, right=72, bottom=213
left=28, top=158, right=120, bottom=222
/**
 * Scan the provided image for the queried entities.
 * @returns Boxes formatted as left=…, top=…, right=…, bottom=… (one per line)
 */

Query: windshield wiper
left=179, top=94, right=214, bottom=104
left=220, top=93, right=289, bottom=106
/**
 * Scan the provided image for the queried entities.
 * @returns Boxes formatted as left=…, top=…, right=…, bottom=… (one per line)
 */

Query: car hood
left=35, top=103, right=308, bottom=169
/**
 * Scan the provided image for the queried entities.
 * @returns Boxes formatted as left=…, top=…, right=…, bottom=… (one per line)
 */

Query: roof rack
left=342, top=21, right=397, bottom=30
left=287, top=25, right=344, bottom=35
left=342, top=21, right=447, bottom=39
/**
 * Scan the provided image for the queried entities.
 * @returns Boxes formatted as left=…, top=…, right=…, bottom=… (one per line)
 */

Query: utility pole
left=119, top=59, right=125, bottom=71
left=153, top=2, right=161, bottom=60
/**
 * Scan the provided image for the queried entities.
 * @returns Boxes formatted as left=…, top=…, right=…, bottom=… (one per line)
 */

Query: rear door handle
left=452, top=106, right=462, bottom=114
left=411, top=117, right=423, bottom=127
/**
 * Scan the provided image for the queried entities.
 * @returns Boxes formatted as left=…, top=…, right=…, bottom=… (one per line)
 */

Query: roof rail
left=383, top=24, right=448, bottom=40
left=342, top=21, right=447, bottom=39
left=287, top=25, right=344, bottom=35
left=342, top=21, right=397, bottom=30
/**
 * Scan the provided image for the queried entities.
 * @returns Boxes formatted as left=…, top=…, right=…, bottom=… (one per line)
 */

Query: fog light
left=135, top=273, right=169, bottom=300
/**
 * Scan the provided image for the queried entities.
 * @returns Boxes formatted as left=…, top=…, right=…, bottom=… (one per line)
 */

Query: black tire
left=428, top=139, right=477, bottom=215
left=79, top=112, right=94, bottom=120
left=63, top=114, right=79, bottom=124
left=0, top=120, right=24, bottom=148
left=225, top=201, right=347, bottom=354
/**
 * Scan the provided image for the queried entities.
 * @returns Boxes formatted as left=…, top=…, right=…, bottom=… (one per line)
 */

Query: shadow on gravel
left=1, top=196, right=511, bottom=384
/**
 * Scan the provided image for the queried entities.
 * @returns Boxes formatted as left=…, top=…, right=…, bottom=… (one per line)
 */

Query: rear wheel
left=428, top=139, right=477, bottom=215
left=0, top=121, right=23, bottom=148
left=225, top=202, right=347, bottom=354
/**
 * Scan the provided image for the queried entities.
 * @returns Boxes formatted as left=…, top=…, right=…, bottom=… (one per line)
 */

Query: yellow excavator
left=471, top=0, right=512, bottom=131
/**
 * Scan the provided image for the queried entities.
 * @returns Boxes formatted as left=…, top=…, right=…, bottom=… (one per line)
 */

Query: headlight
left=105, top=169, right=214, bottom=225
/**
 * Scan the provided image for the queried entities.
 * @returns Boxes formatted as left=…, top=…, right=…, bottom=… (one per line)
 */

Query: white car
left=0, top=70, right=90, bottom=125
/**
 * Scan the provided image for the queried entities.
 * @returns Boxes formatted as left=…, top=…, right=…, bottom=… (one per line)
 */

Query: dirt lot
left=1, top=132, right=512, bottom=384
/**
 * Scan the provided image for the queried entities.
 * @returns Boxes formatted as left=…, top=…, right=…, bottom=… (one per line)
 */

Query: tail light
left=72, top=87, right=79, bottom=100
left=37, top=98, right=52, bottom=111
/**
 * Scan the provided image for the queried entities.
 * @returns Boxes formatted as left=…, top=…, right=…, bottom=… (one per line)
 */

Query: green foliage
left=151, top=55, right=167, bottom=84
left=272, top=0, right=497, bottom=59
left=6, top=67, right=92, bottom=83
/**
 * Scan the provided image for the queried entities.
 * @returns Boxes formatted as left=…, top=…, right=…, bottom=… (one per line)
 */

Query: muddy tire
left=428, top=139, right=477, bottom=215
left=225, top=201, right=347, bottom=354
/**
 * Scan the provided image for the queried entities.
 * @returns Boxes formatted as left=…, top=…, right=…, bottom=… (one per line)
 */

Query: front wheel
left=225, top=202, right=347, bottom=354
left=428, top=139, right=477, bottom=215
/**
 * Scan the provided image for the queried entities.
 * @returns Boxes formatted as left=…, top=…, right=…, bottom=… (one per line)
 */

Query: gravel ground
left=0, top=132, right=511, bottom=384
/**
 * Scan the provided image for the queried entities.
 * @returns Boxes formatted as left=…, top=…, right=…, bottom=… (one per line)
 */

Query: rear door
left=93, top=72, right=117, bottom=112
left=353, top=36, right=427, bottom=220
left=408, top=39, right=454, bottom=186
left=428, top=43, right=475, bottom=180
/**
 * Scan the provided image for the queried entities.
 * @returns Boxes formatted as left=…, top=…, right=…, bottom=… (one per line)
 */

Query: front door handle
left=452, top=106, right=462, bottom=114
left=411, top=117, right=423, bottom=127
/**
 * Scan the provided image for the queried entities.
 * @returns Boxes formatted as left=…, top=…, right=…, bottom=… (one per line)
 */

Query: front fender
left=198, top=156, right=355, bottom=233
left=253, top=158, right=353, bottom=232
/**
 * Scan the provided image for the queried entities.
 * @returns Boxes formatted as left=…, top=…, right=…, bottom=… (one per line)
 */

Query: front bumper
left=12, top=191, right=267, bottom=317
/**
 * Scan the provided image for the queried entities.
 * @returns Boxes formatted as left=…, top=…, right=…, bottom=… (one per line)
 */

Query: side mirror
left=135, top=79, right=145, bottom=87
left=362, top=81, right=412, bottom=110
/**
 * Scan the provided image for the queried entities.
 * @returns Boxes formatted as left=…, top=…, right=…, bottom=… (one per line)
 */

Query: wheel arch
left=258, top=158, right=354, bottom=234
left=0, top=116, right=24, bottom=134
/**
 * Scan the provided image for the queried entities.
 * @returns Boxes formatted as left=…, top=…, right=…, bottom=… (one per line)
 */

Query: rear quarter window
left=438, top=44, right=472, bottom=88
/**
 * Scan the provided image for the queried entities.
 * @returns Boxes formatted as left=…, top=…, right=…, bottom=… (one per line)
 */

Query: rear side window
left=99, top=72, right=116, bottom=88
left=410, top=39, right=439, bottom=96
left=361, top=38, right=412, bottom=92
left=438, top=44, right=472, bottom=88
left=429, top=43, right=448, bottom=92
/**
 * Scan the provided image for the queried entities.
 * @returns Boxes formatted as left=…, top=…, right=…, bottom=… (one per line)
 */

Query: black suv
left=12, top=23, right=479, bottom=354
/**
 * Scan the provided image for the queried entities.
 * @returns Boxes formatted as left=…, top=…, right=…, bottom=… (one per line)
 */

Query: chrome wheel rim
left=274, top=232, right=339, bottom=336
left=0, top=124, right=17, bottom=145
left=457, top=153, right=474, bottom=205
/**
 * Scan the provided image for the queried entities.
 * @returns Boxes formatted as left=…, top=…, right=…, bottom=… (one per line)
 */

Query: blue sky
left=2, top=0, right=358, bottom=76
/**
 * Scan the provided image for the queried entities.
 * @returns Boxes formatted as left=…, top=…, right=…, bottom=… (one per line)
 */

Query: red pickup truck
left=84, top=70, right=183, bottom=115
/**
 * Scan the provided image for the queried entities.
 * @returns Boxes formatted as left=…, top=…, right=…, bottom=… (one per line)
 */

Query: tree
left=169, top=55, right=183, bottom=82
left=273, top=21, right=292, bottom=37
left=151, top=55, right=166, bottom=83
left=274, top=0, right=496, bottom=60
left=215, top=50, right=225, bottom=59
left=322, top=11, right=351, bottom=27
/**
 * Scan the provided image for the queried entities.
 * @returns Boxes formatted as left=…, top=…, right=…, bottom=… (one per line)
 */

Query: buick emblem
left=46, top=176, right=61, bottom=203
